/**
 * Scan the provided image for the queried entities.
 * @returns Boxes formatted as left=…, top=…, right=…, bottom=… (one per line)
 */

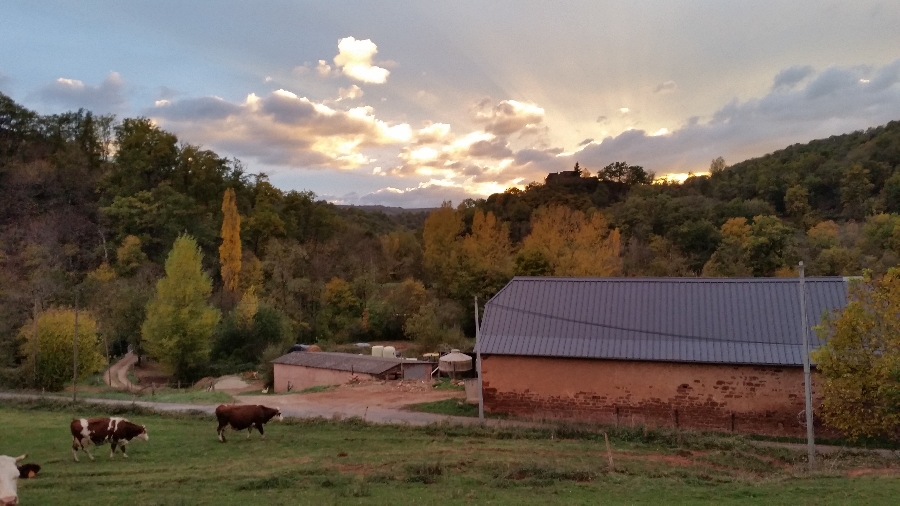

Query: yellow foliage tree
left=461, top=210, right=512, bottom=273
left=813, top=269, right=900, bottom=440
left=219, top=188, right=242, bottom=294
left=18, top=307, right=106, bottom=391
left=422, top=203, right=462, bottom=291
left=521, top=206, right=622, bottom=276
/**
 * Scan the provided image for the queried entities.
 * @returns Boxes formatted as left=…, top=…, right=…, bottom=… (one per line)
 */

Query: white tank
left=383, top=346, right=396, bottom=358
left=372, top=345, right=384, bottom=357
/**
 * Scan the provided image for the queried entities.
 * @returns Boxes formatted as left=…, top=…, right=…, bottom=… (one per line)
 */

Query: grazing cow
left=70, top=417, right=149, bottom=462
left=215, top=404, right=283, bottom=442
left=1, top=453, right=40, bottom=506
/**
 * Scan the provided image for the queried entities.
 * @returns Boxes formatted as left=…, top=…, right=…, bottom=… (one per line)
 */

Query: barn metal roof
left=272, top=352, right=403, bottom=375
left=478, top=277, right=851, bottom=366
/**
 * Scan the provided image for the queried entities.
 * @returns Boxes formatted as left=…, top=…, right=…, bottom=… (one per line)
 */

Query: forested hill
left=2, top=91, right=899, bottom=385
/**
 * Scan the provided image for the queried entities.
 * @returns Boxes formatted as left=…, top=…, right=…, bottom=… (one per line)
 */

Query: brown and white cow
left=70, top=417, right=149, bottom=462
left=0, top=453, right=39, bottom=506
left=215, top=404, right=283, bottom=442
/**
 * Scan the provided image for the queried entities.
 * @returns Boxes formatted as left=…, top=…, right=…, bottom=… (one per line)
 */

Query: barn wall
left=482, top=355, right=825, bottom=436
left=273, top=364, right=377, bottom=393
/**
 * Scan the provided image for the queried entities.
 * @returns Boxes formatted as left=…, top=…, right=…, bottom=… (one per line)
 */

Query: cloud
left=337, top=84, right=363, bottom=101
left=472, top=99, right=545, bottom=136
left=578, top=138, right=594, bottom=146
left=654, top=80, right=677, bottom=94
left=35, top=72, right=126, bottom=113
left=316, top=60, right=332, bottom=77
left=772, top=65, right=814, bottom=90
left=564, top=59, right=900, bottom=176
left=0, top=69, right=10, bottom=92
left=150, top=88, right=412, bottom=168
left=333, top=37, right=390, bottom=84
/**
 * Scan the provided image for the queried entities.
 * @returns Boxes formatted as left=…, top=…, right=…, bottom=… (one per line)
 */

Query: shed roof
left=479, top=277, right=851, bottom=366
left=272, top=351, right=403, bottom=375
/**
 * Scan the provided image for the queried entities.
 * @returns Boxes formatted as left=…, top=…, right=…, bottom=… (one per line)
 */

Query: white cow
left=0, top=454, right=30, bottom=506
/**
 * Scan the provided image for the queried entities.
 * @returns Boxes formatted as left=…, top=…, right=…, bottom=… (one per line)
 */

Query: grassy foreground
left=2, top=399, right=899, bottom=505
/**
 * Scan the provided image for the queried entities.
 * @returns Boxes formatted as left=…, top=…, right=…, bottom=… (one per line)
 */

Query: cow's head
left=273, top=408, right=283, bottom=422
left=137, top=425, right=149, bottom=441
left=0, top=454, right=29, bottom=506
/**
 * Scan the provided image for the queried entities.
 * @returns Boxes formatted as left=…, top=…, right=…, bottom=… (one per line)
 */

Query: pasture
left=2, top=399, right=900, bottom=505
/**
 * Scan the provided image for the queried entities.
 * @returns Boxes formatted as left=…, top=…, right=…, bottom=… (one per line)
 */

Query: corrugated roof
left=479, top=277, right=851, bottom=366
left=272, top=352, right=403, bottom=375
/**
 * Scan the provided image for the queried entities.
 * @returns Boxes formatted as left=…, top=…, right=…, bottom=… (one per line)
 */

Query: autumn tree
left=141, top=235, right=220, bottom=381
left=520, top=206, right=622, bottom=276
left=423, top=202, right=462, bottom=292
left=813, top=269, right=900, bottom=440
left=18, top=308, right=106, bottom=391
left=457, top=210, right=513, bottom=299
left=219, top=188, right=242, bottom=297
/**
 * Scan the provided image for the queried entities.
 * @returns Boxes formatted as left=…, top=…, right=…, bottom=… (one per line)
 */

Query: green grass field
left=3, top=399, right=900, bottom=505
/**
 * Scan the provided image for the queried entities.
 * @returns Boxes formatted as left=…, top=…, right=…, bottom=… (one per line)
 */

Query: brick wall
left=482, top=355, right=827, bottom=436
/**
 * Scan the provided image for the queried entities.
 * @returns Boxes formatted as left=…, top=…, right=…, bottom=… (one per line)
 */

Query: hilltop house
left=478, top=276, right=850, bottom=435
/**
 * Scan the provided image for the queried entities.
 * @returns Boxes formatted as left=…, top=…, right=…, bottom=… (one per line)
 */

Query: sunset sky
left=2, top=1, right=900, bottom=207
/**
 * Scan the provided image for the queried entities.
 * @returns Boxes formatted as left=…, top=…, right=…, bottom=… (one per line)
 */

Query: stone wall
left=482, top=355, right=825, bottom=436
left=273, top=363, right=380, bottom=393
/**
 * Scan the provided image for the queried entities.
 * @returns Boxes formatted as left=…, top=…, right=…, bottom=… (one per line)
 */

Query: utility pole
left=474, top=296, right=484, bottom=421
left=73, top=288, right=79, bottom=404
left=799, top=261, right=815, bottom=470
left=33, top=297, right=39, bottom=387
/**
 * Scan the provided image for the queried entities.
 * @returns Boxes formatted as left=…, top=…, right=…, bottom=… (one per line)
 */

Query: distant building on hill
left=478, top=276, right=851, bottom=436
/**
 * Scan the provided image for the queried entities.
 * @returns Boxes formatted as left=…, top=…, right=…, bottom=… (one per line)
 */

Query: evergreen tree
left=141, top=235, right=220, bottom=381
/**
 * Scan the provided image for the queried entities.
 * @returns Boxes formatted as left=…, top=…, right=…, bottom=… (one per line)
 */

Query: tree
left=219, top=188, right=242, bottom=296
left=422, top=202, right=462, bottom=292
left=709, top=157, right=727, bottom=175
left=784, top=184, right=811, bottom=218
left=18, top=307, right=106, bottom=391
left=813, top=269, right=900, bottom=440
left=841, top=163, right=874, bottom=220
left=141, top=235, right=220, bottom=381
left=521, top=206, right=622, bottom=276
left=702, top=217, right=752, bottom=277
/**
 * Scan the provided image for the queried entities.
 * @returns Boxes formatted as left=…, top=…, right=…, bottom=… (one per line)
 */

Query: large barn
left=478, top=276, right=850, bottom=436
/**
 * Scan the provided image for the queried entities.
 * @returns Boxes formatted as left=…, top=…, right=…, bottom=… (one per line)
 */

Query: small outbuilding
left=478, top=276, right=851, bottom=436
left=272, top=352, right=435, bottom=392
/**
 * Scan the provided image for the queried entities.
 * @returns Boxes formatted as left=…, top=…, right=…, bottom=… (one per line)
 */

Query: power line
left=486, top=301, right=819, bottom=347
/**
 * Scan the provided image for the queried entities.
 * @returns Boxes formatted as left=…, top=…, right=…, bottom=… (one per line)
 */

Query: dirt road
left=105, top=351, right=138, bottom=390
left=0, top=391, right=529, bottom=428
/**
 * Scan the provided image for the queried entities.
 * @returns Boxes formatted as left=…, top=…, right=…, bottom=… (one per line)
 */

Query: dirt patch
left=133, top=359, right=171, bottom=386
left=240, top=380, right=464, bottom=412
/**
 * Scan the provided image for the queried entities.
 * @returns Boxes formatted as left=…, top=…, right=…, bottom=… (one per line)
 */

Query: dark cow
left=70, top=417, right=149, bottom=462
left=215, top=404, right=283, bottom=442
left=1, top=453, right=39, bottom=506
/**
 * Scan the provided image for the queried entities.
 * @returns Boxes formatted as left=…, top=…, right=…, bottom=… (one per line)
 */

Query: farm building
left=272, top=352, right=435, bottom=392
left=478, top=276, right=850, bottom=436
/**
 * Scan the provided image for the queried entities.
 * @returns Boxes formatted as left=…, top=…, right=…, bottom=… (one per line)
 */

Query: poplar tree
left=219, top=188, right=242, bottom=295
left=142, top=235, right=220, bottom=381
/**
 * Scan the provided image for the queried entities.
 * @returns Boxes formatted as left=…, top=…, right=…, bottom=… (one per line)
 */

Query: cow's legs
left=109, top=441, right=117, bottom=459
left=119, top=441, right=129, bottom=459
left=217, top=422, right=228, bottom=443
left=255, top=423, right=265, bottom=439
left=72, top=437, right=81, bottom=462
left=246, top=427, right=252, bottom=439
left=73, top=437, right=95, bottom=462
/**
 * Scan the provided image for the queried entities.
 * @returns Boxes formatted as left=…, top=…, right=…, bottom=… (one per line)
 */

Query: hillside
left=2, top=90, right=899, bottom=387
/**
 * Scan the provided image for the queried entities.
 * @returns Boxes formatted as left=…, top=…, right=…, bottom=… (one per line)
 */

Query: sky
left=2, top=1, right=900, bottom=208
